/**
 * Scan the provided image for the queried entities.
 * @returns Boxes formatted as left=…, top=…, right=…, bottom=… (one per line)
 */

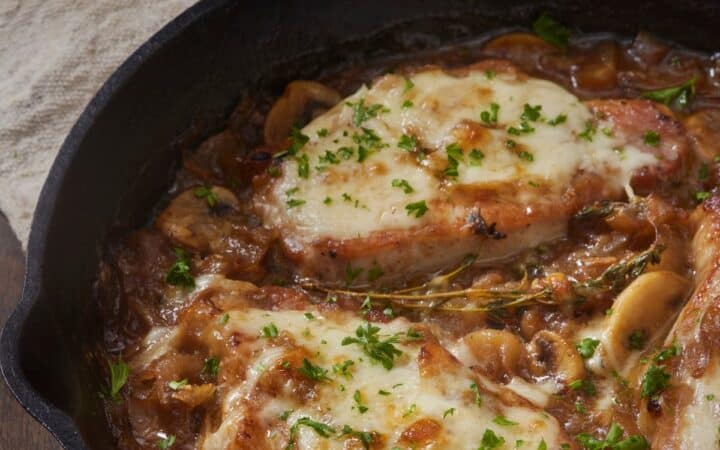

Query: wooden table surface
left=0, top=213, right=61, bottom=449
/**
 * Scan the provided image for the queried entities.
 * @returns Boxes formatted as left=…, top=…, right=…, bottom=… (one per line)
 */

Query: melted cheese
left=136, top=295, right=568, bottom=449
left=200, top=309, right=565, bottom=449
left=260, top=67, right=657, bottom=242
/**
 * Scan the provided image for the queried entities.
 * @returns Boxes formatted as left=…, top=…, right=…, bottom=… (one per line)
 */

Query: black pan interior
left=2, top=0, right=719, bottom=448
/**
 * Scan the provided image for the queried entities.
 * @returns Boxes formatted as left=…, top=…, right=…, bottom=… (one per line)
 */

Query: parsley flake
left=641, top=77, right=696, bottom=109
left=481, top=102, right=500, bottom=124
left=405, top=200, right=428, bottom=218
left=353, top=390, right=369, bottom=413
left=643, top=130, right=660, bottom=147
left=341, top=322, right=402, bottom=370
left=298, top=358, right=331, bottom=382
left=166, top=247, right=195, bottom=288
left=193, top=186, right=218, bottom=208
left=105, top=358, right=129, bottom=401
left=158, top=435, right=176, bottom=449
left=532, top=13, right=571, bottom=48
left=201, top=356, right=220, bottom=378
left=168, top=379, right=188, bottom=391
left=392, top=178, right=414, bottom=194
left=346, top=99, right=389, bottom=126
left=479, top=428, right=505, bottom=450
left=640, top=365, right=670, bottom=398
left=576, top=338, right=600, bottom=359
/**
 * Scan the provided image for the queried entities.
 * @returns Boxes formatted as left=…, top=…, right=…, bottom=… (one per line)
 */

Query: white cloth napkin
left=0, top=0, right=196, bottom=248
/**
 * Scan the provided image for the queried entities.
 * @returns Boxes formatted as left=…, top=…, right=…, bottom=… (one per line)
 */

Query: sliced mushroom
left=171, top=383, right=216, bottom=408
left=263, top=81, right=341, bottom=147
left=482, top=33, right=558, bottom=70
left=601, top=270, right=691, bottom=371
left=684, top=109, right=720, bottom=161
left=527, top=330, right=585, bottom=383
left=155, top=186, right=273, bottom=281
left=156, top=186, right=240, bottom=252
left=461, top=329, right=526, bottom=382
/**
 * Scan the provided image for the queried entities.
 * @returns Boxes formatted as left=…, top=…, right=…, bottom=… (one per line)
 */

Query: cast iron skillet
left=1, top=0, right=718, bottom=448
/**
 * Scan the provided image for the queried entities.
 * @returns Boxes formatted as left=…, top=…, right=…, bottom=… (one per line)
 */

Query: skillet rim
left=0, top=0, right=229, bottom=448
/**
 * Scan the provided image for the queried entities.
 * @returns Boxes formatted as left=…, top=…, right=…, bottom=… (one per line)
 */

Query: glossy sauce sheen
left=97, top=28, right=720, bottom=449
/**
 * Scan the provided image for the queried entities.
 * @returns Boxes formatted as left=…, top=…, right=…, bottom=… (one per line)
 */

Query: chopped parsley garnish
left=367, top=264, right=384, bottom=281
left=470, top=382, right=483, bottom=407
left=105, top=358, right=129, bottom=401
left=405, top=200, right=428, bottom=218
left=446, top=142, right=464, bottom=162
left=286, top=198, right=306, bottom=208
left=700, top=162, right=710, bottom=181
left=193, top=186, right=218, bottom=208
left=481, top=102, right=500, bottom=124
left=280, top=126, right=310, bottom=158
left=568, top=378, right=597, bottom=395
left=304, top=312, right=315, bottom=320
left=641, top=77, right=696, bottom=109
left=317, top=128, right=328, bottom=137
left=578, top=121, right=597, bottom=141
left=378, top=389, right=391, bottom=396
left=643, top=130, right=660, bottom=147
left=158, top=435, right=176, bottom=449
left=298, top=358, right=330, bottom=382
left=267, top=165, right=281, bottom=177
left=346, top=99, right=389, bottom=126
left=402, top=403, right=417, bottom=417
left=405, top=328, right=424, bottom=341
left=443, top=407, right=456, bottom=418
left=654, top=342, right=680, bottom=362
left=390, top=179, right=415, bottom=195
left=285, top=187, right=299, bottom=196
left=337, top=146, right=354, bottom=160
left=576, top=337, right=600, bottom=359
left=345, top=263, right=364, bottom=284
left=341, top=322, right=402, bottom=370
left=287, top=417, right=335, bottom=449
left=538, top=439, right=548, bottom=450
left=485, top=70, right=495, bottom=80
left=353, top=127, right=386, bottom=161
left=402, top=100, right=414, bottom=109
left=469, top=149, right=485, bottom=165
left=353, top=390, right=369, bottom=413
left=220, top=313, right=230, bottom=324
left=518, top=151, right=534, bottom=162
left=628, top=329, right=647, bottom=350
left=508, top=121, right=535, bottom=135
left=323, top=196, right=332, bottom=205
left=332, top=360, right=355, bottom=379
left=505, top=139, right=516, bottom=149
left=398, top=134, right=417, bottom=151
left=493, top=415, right=518, bottom=426
left=444, top=142, right=464, bottom=177
left=696, top=191, right=711, bottom=202
left=280, top=410, right=293, bottom=421
left=521, top=104, right=543, bottom=122
left=166, top=247, right=195, bottom=288
left=576, top=422, right=649, bottom=450
left=168, top=379, right=188, bottom=391
left=548, top=114, right=567, bottom=126
left=479, top=428, right=505, bottom=450
left=532, top=13, right=571, bottom=48
left=318, top=150, right=340, bottom=165
left=575, top=401, right=586, bottom=414
left=297, top=154, right=310, bottom=178
left=640, top=365, right=670, bottom=398
left=403, top=77, right=415, bottom=93
left=341, top=425, right=374, bottom=449
left=201, top=356, right=220, bottom=378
